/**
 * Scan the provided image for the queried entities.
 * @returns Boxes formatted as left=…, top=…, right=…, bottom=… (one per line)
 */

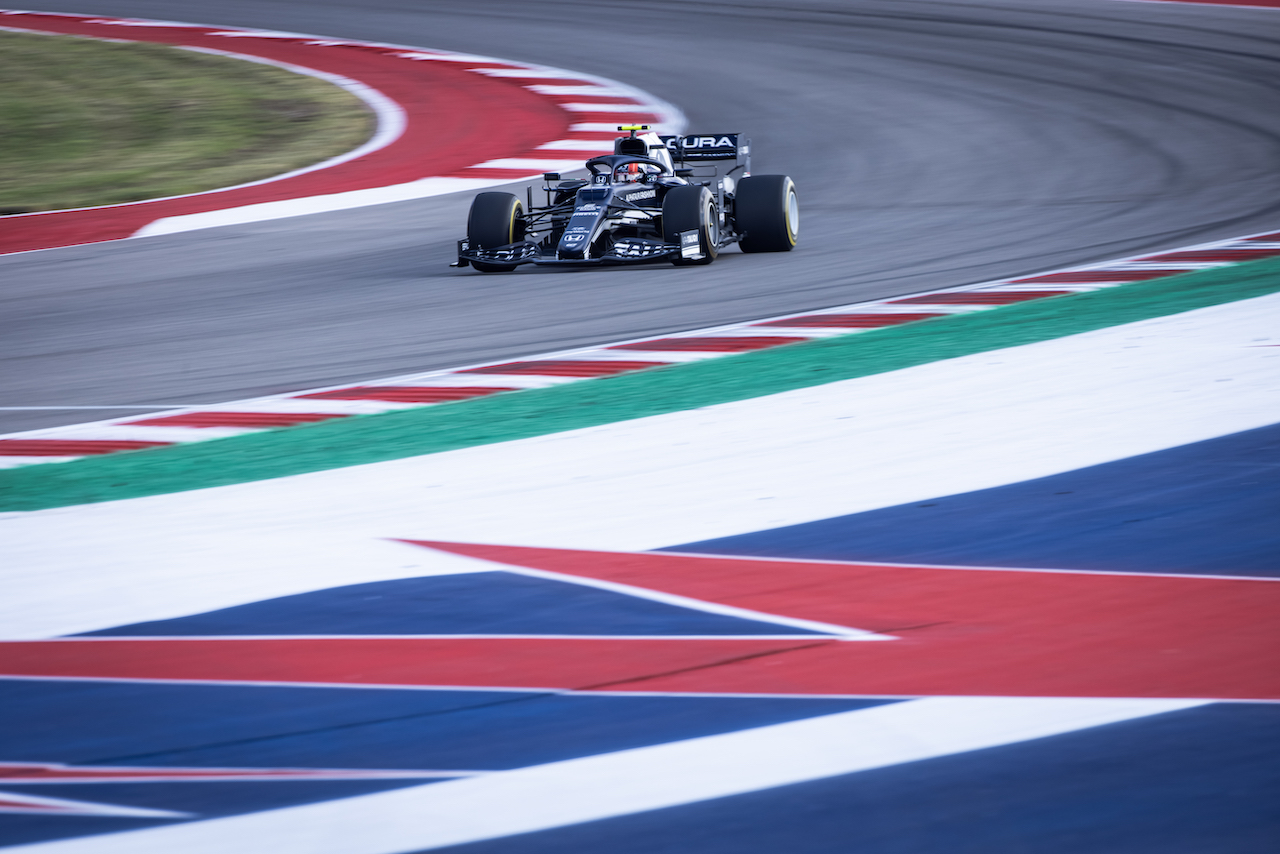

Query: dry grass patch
left=0, top=29, right=374, bottom=213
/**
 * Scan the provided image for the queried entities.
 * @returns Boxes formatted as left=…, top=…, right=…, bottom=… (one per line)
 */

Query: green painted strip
left=4, top=256, right=1279, bottom=511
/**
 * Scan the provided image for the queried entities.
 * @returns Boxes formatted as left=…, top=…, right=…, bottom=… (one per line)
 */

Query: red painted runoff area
left=0, top=637, right=805, bottom=691
left=412, top=543, right=1280, bottom=701
left=4, top=543, right=1275, bottom=702
left=0, top=439, right=171, bottom=456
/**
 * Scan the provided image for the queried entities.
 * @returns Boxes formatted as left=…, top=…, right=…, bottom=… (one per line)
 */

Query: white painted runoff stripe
left=0, top=697, right=1205, bottom=854
left=559, top=101, right=661, bottom=112
left=499, top=565, right=890, bottom=640
left=1, top=292, right=1276, bottom=638
left=528, top=84, right=635, bottom=96
left=535, top=138, right=617, bottom=151
left=130, top=176, right=506, bottom=238
left=468, top=157, right=588, bottom=171
left=0, top=791, right=190, bottom=820
left=474, top=67, right=600, bottom=78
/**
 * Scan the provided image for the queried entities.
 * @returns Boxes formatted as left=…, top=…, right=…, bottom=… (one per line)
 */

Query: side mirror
left=543, top=172, right=561, bottom=181
left=675, top=168, right=694, bottom=177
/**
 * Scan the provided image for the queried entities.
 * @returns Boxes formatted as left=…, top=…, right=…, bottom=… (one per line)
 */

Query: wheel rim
left=786, top=188, right=799, bottom=243
left=510, top=202, right=523, bottom=244
left=706, top=199, right=719, bottom=248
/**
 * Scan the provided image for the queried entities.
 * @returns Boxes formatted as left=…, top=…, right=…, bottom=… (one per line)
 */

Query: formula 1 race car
left=452, top=126, right=798, bottom=271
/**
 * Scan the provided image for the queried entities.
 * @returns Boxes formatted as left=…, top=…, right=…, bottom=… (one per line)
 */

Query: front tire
left=466, top=192, right=525, bottom=272
left=735, top=175, right=798, bottom=253
left=663, top=185, right=719, bottom=266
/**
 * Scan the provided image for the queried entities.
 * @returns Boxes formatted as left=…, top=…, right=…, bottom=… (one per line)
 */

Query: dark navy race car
left=452, top=126, right=798, bottom=271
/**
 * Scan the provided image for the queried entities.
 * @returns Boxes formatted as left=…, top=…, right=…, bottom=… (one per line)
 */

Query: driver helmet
left=615, top=161, right=657, bottom=183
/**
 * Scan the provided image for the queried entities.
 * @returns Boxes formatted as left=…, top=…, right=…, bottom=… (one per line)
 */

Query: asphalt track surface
left=3, top=0, right=1280, bottom=434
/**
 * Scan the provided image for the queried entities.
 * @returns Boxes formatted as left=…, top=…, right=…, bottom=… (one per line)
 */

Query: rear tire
left=466, top=192, right=525, bottom=272
left=662, top=185, right=719, bottom=266
left=735, top=175, right=798, bottom=253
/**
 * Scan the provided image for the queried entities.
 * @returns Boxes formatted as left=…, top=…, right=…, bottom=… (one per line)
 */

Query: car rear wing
left=660, top=134, right=751, bottom=176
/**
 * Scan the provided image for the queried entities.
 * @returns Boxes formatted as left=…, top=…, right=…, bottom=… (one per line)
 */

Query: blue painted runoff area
left=423, top=703, right=1280, bottom=854
left=81, top=571, right=826, bottom=637
left=0, top=679, right=890, bottom=847
left=670, top=422, right=1280, bottom=576
left=0, top=779, right=422, bottom=848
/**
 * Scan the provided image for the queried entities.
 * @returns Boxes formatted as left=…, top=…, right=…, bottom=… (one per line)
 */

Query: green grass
left=0, top=29, right=373, bottom=213
left=3, top=255, right=1279, bottom=512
